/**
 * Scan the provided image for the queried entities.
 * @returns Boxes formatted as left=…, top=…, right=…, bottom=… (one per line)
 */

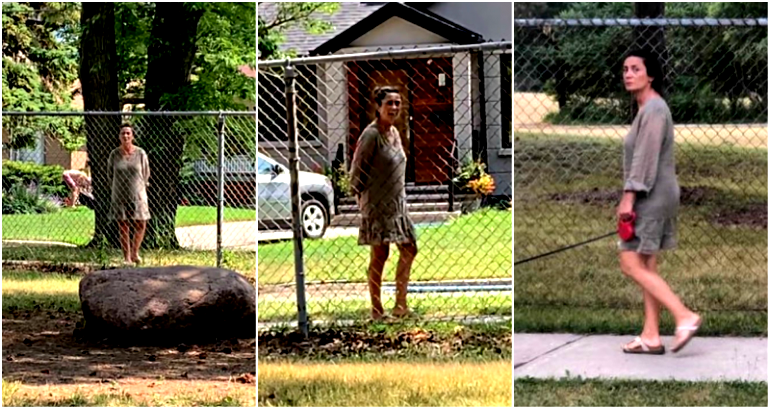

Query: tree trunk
left=80, top=3, right=121, bottom=248
left=141, top=3, right=205, bottom=249
left=632, top=3, right=667, bottom=118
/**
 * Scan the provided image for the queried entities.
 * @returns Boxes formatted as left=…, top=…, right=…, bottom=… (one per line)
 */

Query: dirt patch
left=549, top=188, right=621, bottom=206
left=549, top=186, right=723, bottom=206
left=548, top=186, right=767, bottom=228
left=258, top=327, right=511, bottom=359
left=713, top=203, right=768, bottom=229
left=3, top=310, right=255, bottom=399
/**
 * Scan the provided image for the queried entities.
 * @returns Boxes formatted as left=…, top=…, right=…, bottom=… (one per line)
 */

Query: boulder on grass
left=79, top=265, right=255, bottom=343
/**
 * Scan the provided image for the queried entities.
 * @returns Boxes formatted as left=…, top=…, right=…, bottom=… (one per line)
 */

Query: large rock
left=79, top=266, right=255, bottom=343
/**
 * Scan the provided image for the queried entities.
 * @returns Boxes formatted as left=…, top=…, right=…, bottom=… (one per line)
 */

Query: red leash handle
left=618, top=212, right=636, bottom=241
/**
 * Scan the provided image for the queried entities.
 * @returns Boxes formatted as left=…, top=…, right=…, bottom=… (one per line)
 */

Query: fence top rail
left=2, top=111, right=257, bottom=117
left=257, top=41, right=511, bottom=69
left=514, top=18, right=768, bottom=27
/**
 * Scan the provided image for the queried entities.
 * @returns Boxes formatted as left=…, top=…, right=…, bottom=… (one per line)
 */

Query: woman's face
left=623, top=56, right=652, bottom=93
left=377, top=93, right=401, bottom=122
left=119, top=127, right=134, bottom=146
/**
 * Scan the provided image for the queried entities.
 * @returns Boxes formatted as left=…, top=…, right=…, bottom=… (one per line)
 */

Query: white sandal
left=671, top=317, right=702, bottom=353
left=622, top=336, right=665, bottom=355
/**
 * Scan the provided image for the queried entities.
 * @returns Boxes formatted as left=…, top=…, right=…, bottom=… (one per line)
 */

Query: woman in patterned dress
left=349, top=86, right=418, bottom=320
left=108, top=124, right=151, bottom=265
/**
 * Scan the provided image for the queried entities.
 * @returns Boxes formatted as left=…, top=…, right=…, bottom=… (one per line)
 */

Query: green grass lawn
left=514, top=132, right=767, bottom=336
left=260, top=361, right=511, bottom=407
left=2, top=205, right=255, bottom=245
left=514, top=378, right=767, bottom=407
left=258, top=209, right=512, bottom=285
left=2, top=271, right=82, bottom=313
left=1, top=247, right=255, bottom=282
left=259, top=319, right=511, bottom=406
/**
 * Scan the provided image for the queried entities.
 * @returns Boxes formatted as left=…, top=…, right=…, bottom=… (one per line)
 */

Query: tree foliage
left=258, top=2, right=340, bottom=60
left=514, top=2, right=768, bottom=124
left=2, top=2, right=84, bottom=151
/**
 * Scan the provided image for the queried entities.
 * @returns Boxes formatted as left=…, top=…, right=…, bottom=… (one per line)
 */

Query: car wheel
left=301, top=199, right=328, bottom=239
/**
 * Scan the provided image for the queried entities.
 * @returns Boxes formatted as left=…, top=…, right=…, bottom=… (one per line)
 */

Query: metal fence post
left=285, top=62, right=309, bottom=337
left=216, top=113, right=226, bottom=267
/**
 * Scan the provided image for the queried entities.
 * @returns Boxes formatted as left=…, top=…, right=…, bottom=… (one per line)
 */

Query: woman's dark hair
left=373, top=86, right=401, bottom=119
left=624, top=49, right=665, bottom=97
left=120, top=123, right=134, bottom=132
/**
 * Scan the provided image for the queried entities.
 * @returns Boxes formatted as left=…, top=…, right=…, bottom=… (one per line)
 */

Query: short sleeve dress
left=620, top=97, right=680, bottom=254
left=108, top=147, right=151, bottom=221
left=349, top=123, right=417, bottom=246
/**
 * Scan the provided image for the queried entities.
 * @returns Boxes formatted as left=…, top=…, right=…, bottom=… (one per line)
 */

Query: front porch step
left=405, top=184, right=450, bottom=194
left=337, top=202, right=456, bottom=214
left=338, top=193, right=476, bottom=206
left=331, top=211, right=461, bottom=227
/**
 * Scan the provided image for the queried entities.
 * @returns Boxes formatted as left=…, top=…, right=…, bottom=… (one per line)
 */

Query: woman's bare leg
left=620, top=251, right=700, bottom=328
left=71, top=188, right=79, bottom=207
left=368, top=245, right=390, bottom=319
left=118, top=221, right=132, bottom=264
left=392, top=242, right=418, bottom=316
left=637, top=255, right=662, bottom=347
left=132, top=220, right=147, bottom=262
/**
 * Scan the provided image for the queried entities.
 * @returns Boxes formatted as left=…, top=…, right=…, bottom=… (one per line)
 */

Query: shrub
left=323, top=164, right=352, bottom=198
left=454, top=159, right=490, bottom=194
left=2, top=183, right=62, bottom=215
left=2, top=160, right=67, bottom=199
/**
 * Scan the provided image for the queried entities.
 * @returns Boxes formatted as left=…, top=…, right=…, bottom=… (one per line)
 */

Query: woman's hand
left=617, top=191, right=636, bottom=219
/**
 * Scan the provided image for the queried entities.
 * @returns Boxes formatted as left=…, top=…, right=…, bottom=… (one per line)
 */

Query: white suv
left=257, top=152, right=335, bottom=239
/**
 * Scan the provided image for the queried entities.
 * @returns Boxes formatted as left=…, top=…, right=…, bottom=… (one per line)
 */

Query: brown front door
left=409, top=57, right=454, bottom=184
left=347, top=58, right=454, bottom=184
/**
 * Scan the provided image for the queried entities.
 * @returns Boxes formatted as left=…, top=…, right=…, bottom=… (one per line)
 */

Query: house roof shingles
left=258, top=2, right=384, bottom=57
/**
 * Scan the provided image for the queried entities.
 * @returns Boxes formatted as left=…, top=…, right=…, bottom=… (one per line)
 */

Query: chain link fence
left=514, top=19, right=768, bottom=323
left=2, top=111, right=256, bottom=272
left=258, top=42, right=512, bottom=329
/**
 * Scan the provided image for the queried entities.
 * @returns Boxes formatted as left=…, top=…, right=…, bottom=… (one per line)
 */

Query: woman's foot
left=371, top=306, right=386, bottom=320
left=132, top=255, right=142, bottom=265
left=391, top=307, right=415, bottom=319
left=622, top=336, right=664, bottom=354
left=671, top=313, right=702, bottom=353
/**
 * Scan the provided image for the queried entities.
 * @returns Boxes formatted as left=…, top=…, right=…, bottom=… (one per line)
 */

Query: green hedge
left=2, top=160, right=67, bottom=199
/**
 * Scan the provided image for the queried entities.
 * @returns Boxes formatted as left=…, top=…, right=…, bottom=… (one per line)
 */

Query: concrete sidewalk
left=515, top=333, right=767, bottom=382
left=176, top=221, right=255, bottom=250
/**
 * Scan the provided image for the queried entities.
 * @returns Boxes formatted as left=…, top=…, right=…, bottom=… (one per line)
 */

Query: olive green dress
left=349, top=122, right=417, bottom=246
left=108, top=147, right=151, bottom=221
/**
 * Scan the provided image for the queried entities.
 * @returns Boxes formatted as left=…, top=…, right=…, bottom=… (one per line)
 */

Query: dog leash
left=514, top=231, right=617, bottom=266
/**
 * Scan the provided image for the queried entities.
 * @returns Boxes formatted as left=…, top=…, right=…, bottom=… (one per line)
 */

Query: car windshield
left=257, top=156, right=274, bottom=174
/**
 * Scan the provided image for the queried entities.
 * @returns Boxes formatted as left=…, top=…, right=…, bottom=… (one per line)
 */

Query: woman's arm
left=141, top=149, right=150, bottom=187
left=625, top=105, right=667, bottom=195
left=349, top=129, right=378, bottom=196
left=107, top=151, right=115, bottom=186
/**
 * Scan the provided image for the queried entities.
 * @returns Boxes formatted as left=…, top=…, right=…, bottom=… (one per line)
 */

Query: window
left=501, top=53, right=512, bottom=149
left=258, top=65, right=319, bottom=143
left=257, top=157, right=273, bottom=174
